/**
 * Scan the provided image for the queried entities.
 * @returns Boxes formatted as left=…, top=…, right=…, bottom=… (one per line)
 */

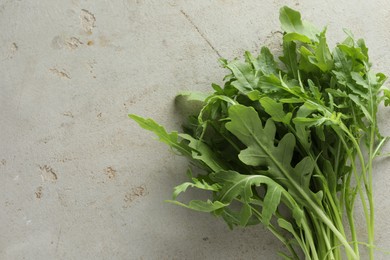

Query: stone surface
left=1, top=0, right=390, bottom=259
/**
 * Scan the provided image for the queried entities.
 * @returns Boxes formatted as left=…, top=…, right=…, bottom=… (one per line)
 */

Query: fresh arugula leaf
left=309, top=30, right=333, bottom=72
left=260, top=97, right=292, bottom=124
left=279, top=6, right=319, bottom=42
left=166, top=199, right=228, bottom=212
left=128, top=114, right=191, bottom=157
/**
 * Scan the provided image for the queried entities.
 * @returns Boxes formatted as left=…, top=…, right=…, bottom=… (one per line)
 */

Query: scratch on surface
left=56, top=227, right=62, bottom=252
left=39, top=165, right=58, bottom=182
left=11, top=42, right=18, bottom=53
left=35, top=186, right=43, bottom=199
left=123, top=185, right=148, bottom=207
left=62, top=111, right=74, bottom=118
left=50, top=68, right=71, bottom=79
left=180, top=10, right=222, bottom=58
left=80, top=9, right=96, bottom=33
left=51, top=36, right=84, bottom=50
left=2, top=42, right=18, bottom=61
left=104, top=166, right=116, bottom=179
left=65, top=37, right=83, bottom=49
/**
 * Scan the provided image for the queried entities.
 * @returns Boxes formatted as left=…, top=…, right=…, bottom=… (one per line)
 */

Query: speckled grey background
left=1, top=1, right=390, bottom=259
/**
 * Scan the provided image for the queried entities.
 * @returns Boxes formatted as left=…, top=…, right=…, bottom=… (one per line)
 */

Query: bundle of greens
left=130, top=6, right=390, bottom=260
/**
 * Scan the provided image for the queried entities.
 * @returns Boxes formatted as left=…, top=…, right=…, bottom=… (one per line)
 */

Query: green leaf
left=383, top=89, right=390, bottom=106
left=348, top=94, right=373, bottom=122
left=224, top=59, right=257, bottom=93
left=260, top=97, right=292, bottom=124
left=299, top=45, right=318, bottom=73
left=280, top=41, right=298, bottom=79
left=129, top=114, right=191, bottom=156
left=257, top=47, right=279, bottom=76
left=172, top=173, right=220, bottom=199
left=333, top=47, right=352, bottom=75
left=325, top=88, right=348, bottom=98
left=279, top=6, right=319, bottom=42
left=179, top=133, right=226, bottom=172
left=258, top=74, right=283, bottom=92
left=176, top=91, right=210, bottom=102
left=279, top=97, right=305, bottom=103
left=166, top=200, right=228, bottom=212
left=309, top=30, right=333, bottom=72
left=247, top=90, right=262, bottom=101
left=283, top=32, right=311, bottom=43
left=225, top=105, right=315, bottom=190
left=351, top=72, right=369, bottom=89
left=308, top=79, right=323, bottom=102
left=323, top=160, right=337, bottom=194
left=293, top=157, right=314, bottom=188
left=278, top=218, right=295, bottom=234
left=293, top=116, right=326, bottom=127
left=338, top=44, right=367, bottom=64
left=262, top=185, right=283, bottom=224
left=239, top=203, right=252, bottom=226
left=212, top=170, right=284, bottom=226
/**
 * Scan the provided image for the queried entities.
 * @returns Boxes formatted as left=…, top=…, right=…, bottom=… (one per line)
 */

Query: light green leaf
left=333, top=47, right=352, bottom=74
left=212, top=170, right=284, bottom=226
left=172, top=178, right=220, bottom=200
left=225, top=105, right=315, bottom=190
left=260, top=97, right=292, bottom=124
left=325, top=88, right=348, bottom=98
left=348, top=94, right=373, bottom=122
left=309, top=30, right=333, bottom=72
left=351, top=72, right=368, bottom=89
left=293, top=157, right=314, bottom=188
left=177, top=91, right=210, bottom=102
left=179, top=133, right=226, bottom=172
left=299, top=45, right=318, bottom=73
left=280, top=41, right=298, bottom=79
left=224, top=59, right=257, bottom=93
left=278, top=218, right=295, bottom=234
left=283, top=32, right=311, bottom=43
left=129, top=115, right=191, bottom=156
left=279, top=6, right=319, bottom=42
left=257, top=47, right=279, bottom=75
left=383, top=89, right=390, bottom=106
left=246, top=90, right=262, bottom=101
left=338, top=44, right=367, bottom=63
left=262, top=185, right=282, bottom=224
left=258, top=74, right=283, bottom=92
left=166, top=200, right=228, bottom=212
left=239, top=203, right=252, bottom=226
left=279, top=97, right=305, bottom=103
left=293, top=116, right=327, bottom=127
left=323, top=160, right=337, bottom=194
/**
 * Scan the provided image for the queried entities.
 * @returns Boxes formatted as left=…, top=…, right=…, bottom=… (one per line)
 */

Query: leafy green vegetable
left=129, top=6, right=389, bottom=260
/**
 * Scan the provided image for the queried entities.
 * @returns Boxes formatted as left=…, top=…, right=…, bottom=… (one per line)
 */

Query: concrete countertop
left=1, top=1, right=390, bottom=259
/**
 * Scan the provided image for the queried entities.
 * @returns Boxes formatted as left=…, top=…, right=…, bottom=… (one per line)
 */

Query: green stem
left=312, top=203, right=358, bottom=259
left=334, top=124, right=371, bottom=259
left=309, top=213, right=332, bottom=259
left=340, top=123, right=376, bottom=259
left=288, top=125, right=348, bottom=258
left=367, top=125, right=376, bottom=260
left=263, top=122, right=357, bottom=258
left=251, top=207, right=300, bottom=259
left=301, top=220, right=319, bottom=260
left=346, top=156, right=360, bottom=257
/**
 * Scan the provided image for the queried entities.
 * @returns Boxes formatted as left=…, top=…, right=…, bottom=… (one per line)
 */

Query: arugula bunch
left=130, top=6, right=389, bottom=260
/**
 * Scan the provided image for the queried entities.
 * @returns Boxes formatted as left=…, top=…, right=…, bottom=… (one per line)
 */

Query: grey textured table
left=1, top=1, right=390, bottom=259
